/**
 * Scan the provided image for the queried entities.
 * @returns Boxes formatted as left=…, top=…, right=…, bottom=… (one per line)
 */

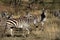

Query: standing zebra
left=6, top=18, right=30, bottom=36
left=1, top=11, right=30, bottom=37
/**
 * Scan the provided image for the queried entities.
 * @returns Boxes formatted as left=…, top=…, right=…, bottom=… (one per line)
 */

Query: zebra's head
left=1, top=11, right=13, bottom=19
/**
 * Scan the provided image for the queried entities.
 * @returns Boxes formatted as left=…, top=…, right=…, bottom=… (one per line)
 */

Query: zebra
left=6, top=18, right=30, bottom=36
left=1, top=11, right=30, bottom=37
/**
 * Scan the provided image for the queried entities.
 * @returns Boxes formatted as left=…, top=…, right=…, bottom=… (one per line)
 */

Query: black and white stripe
left=6, top=19, right=17, bottom=28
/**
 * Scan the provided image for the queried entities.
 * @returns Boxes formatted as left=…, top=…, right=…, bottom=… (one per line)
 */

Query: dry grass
left=0, top=2, right=60, bottom=40
left=0, top=10, right=60, bottom=40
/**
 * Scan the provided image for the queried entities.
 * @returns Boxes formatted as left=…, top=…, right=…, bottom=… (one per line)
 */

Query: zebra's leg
left=22, top=28, right=26, bottom=38
left=26, top=28, right=30, bottom=34
left=23, top=28, right=30, bottom=37
left=2, top=24, right=7, bottom=37
left=22, top=27, right=30, bottom=37
left=10, top=28, right=14, bottom=37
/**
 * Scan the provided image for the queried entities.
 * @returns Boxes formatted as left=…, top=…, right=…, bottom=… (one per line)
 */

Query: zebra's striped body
left=5, top=17, right=30, bottom=36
